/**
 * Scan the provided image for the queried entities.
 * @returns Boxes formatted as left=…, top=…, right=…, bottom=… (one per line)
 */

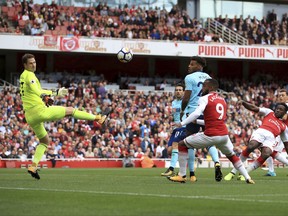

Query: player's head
left=201, top=78, right=219, bottom=96
left=187, top=56, right=206, bottom=74
left=274, top=103, right=288, bottom=118
left=277, top=89, right=288, bottom=103
left=174, top=83, right=184, bottom=99
left=22, top=53, right=36, bottom=72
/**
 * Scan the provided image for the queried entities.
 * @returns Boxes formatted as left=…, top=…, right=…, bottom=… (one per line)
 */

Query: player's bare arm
left=241, top=100, right=260, bottom=112
left=181, top=90, right=191, bottom=117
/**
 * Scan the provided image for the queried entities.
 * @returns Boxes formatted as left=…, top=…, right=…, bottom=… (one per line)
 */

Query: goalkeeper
left=20, top=53, right=109, bottom=180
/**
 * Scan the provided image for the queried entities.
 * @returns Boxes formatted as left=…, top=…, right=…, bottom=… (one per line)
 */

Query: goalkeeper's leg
left=27, top=123, right=49, bottom=180
left=39, top=106, right=110, bottom=125
left=66, top=107, right=110, bottom=124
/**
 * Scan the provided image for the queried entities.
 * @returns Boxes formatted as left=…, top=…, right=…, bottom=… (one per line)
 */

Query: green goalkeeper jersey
left=19, top=70, right=53, bottom=111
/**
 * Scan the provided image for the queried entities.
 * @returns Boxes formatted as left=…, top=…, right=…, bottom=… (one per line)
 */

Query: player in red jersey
left=168, top=78, right=255, bottom=184
left=264, top=89, right=288, bottom=177
left=224, top=100, right=288, bottom=181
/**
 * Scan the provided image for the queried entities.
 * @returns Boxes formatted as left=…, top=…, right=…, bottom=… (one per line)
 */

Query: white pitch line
left=0, top=186, right=288, bottom=204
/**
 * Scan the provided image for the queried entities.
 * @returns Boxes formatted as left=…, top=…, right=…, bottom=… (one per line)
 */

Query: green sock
left=72, top=109, right=97, bottom=120
left=33, top=143, right=47, bottom=166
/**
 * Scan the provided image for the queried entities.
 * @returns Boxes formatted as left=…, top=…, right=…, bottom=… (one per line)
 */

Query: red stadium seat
left=1, top=6, right=8, bottom=16
left=7, top=11, right=15, bottom=21
left=44, top=30, right=52, bottom=35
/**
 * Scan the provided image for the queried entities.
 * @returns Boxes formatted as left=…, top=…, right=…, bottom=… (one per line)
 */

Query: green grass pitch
left=0, top=168, right=288, bottom=216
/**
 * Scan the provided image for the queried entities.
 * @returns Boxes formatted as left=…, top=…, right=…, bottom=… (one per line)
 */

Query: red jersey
left=181, top=92, right=228, bottom=136
left=283, top=103, right=288, bottom=126
left=203, top=92, right=228, bottom=136
left=259, top=108, right=287, bottom=137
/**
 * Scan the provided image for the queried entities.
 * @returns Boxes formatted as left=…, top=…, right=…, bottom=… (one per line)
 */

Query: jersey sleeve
left=184, top=75, right=195, bottom=91
left=258, top=107, right=273, bottom=116
left=196, top=119, right=205, bottom=126
left=181, top=96, right=207, bottom=126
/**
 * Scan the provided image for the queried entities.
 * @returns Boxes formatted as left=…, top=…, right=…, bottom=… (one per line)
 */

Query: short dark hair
left=175, top=82, right=185, bottom=90
left=276, top=103, right=288, bottom=112
left=22, top=53, right=35, bottom=65
left=190, top=56, right=206, bottom=67
left=205, top=78, right=219, bottom=89
left=279, top=89, right=288, bottom=96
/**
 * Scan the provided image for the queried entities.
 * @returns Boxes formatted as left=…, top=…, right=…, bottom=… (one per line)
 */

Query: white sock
left=246, top=160, right=261, bottom=173
left=230, top=154, right=247, bottom=175
left=275, top=153, right=288, bottom=165
left=266, top=156, right=275, bottom=172
left=178, top=151, right=188, bottom=177
left=233, top=160, right=251, bottom=180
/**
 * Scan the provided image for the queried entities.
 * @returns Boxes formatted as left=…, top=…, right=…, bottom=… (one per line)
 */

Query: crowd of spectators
left=215, top=9, right=288, bottom=45
left=0, top=0, right=217, bottom=42
left=1, top=0, right=288, bottom=45
left=0, top=76, right=287, bottom=164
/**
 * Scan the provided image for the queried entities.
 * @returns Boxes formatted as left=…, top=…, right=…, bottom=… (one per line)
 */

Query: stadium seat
left=1, top=6, right=8, bottom=16
left=7, top=10, right=15, bottom=21
left=44, top=30, right=52, bottom=35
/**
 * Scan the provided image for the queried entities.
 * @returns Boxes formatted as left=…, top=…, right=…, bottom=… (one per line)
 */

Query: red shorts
left=179, top=145, right=188, bottom=153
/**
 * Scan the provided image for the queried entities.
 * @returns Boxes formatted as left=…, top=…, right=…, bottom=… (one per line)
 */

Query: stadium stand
left=0, top=1, right=288, bottom=166
left=1, top=1, right=288, bottom=45
left=0, top=77, right=287, bottom=163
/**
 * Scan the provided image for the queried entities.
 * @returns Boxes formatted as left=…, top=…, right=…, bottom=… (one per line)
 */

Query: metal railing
left=0, top=79, right=17, bottom=91
left=207, top=18, right=248, bottom=45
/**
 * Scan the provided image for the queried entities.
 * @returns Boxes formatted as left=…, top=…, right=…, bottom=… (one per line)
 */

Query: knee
left=40, top=135, right=50, bottom=145
left=167, top=147, right=172, bottom=155
left=65, top=107, right=74, bottom=116
left=261, top=147, right=272, bottom=159
left=172, top=142, right=178, bottom=149
left=247, top=141, right=260, bottom=152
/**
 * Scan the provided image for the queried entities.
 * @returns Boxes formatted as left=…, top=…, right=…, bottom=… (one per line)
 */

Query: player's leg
left=238, top=133, right=276, bottom=180
left=224, top=132, right=263, bottom=181
left=161, top=129, right=179, bottom=176
left=265, top=156, right=276, bottom=176
left=246, top=147, right=273, bottom=173
left=266, top=137, right=284, bottom=176
left=161, top=145, right=175, bottom=176
left=65, top=107, right=110, bottom=124
left=224, top=144, right=252, bottom=181
left=167, top=145, right=188, bottom=183
left=161, top=128, right=186, bottom=176
left=218, top=136, right=254, bottom=184
left=188, top=148, right=197, bottom=182
left=186, top=122, right=201, bottom=181
left=273, top=151, right=288, bottom=166
left=27, top=123, right=49, bottom=180
left=207, top=145, right=222, bottom=182
left=38, top=106, right=109, bottom=125
left=168, top=132, right=212, bottom=183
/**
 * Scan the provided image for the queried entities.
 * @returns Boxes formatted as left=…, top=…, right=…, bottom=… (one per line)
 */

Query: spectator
left=46, top=149, right=57, bottom=168
left=122, top=151, right=134, bottom=167
left=18, top=148, right=27, bottom=161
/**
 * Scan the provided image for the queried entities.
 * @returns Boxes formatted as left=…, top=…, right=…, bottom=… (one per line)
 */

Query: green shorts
left=25, top=105, right=66, bottom=139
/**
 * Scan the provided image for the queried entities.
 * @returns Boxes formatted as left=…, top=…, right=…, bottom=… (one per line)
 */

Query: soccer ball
left=117, top=47, right=133, bottom=63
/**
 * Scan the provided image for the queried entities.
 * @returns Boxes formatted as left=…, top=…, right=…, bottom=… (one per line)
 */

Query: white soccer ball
left=117, top=47, right=133, bottom=63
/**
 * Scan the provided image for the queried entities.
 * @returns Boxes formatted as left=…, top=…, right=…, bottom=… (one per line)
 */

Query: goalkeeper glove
left=40, top=94, right=54, bottom=107
left=53, top=87, right=68, bottom=97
